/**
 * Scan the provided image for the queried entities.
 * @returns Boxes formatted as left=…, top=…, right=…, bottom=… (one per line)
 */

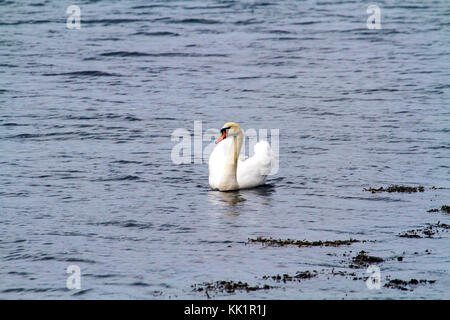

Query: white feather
left=208, top=138, right=232, bottom=189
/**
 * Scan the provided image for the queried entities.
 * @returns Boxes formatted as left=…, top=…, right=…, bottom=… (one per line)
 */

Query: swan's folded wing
left=208, top=138, right=231, bottom=189
left=237, top=141, right=272, bottom=189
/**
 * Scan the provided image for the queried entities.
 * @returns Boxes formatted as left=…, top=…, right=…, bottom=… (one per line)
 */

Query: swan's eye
left=220, top=128, right=227, bottom=139
left=221, top=127, right=231, bottom=136
left=215, top=127, right=231, bottom=144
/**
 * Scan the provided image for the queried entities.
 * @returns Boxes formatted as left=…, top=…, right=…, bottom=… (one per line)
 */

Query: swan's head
left=215, top=122, right=242, bottom=144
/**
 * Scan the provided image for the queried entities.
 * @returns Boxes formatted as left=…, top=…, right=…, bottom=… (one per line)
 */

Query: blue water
left=0, top=0, right=449, bottom=299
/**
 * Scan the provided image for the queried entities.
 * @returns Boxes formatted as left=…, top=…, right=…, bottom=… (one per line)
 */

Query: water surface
left=0, top=0, right=449, bottom=299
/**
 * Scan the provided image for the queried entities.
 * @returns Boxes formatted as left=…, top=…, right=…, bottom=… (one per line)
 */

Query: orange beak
left=215, top=129, right=226, bottom=144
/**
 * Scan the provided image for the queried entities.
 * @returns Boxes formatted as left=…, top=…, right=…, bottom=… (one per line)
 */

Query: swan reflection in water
left=207, top=184, right=275, bottom=216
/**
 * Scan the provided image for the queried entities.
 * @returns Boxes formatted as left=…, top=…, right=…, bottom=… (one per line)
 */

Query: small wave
left=94, top=175, right=141, bottom=182
left=267, top=29, right=295, bottom=34
left=153, top=117, right=177, bottom=121
left=317, top=1, right=356, bottom=5
left=129, top=282, right=151, bottom=287
left=247, top=2, right=275, bottom=7
left=132, top=31, right=180, bottom=36
left=198, top=240, right=237, bottom=244
left=7, top=131, right=89, bottom=140
left=43, top=71, right=121, bottom=77
left=342, top=28, right=401, bottom=36
left=32, top=255, right=56, bottom=262
left=99, top=51, right=152, bottom=57
left=0, top=20, right=53, bottom=26
left=183, top=4, right=233, bottom=10
left=168, top=18, right=222, bottom=24
left=63, top=115, right=98, bottom=120
left=8, top=133, right=41, bottom=139
left=91, top=220, right=153, bottom=229
left=72, top=289, right=93, bottom=296
left=234, top=18, right=261, bottom=25
left=84, top=273, right=120, bottom=279
left=124, top=115, right=142, bottom=121
left=112, top=160, right=143, bottom=164
left=292, top=21, right=317, bottom=25
left=82, top=18, right=145, bottom=25
left=63, top=258, right=96, bottom=264
left=227, top=76, right=262, bottom=80
left=384, top=5, right=430, bottom=9
left=131, top=4, right=173, bottom=9
left=98, top=51, right=228, bottom=58
left=0, top=63, right=18, bottom=67
left=1, top=288, right=65, bottom=293
left=8, top=271, right=30, bottom=276
left=2, top=122, right=29, bottom=126
left=88, top=37, right=122, bottom=41
left=261, top=36, right=302, bottom=41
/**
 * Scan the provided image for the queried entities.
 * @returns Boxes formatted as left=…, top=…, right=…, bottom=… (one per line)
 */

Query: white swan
left=209, top=122, right=273, bottom=191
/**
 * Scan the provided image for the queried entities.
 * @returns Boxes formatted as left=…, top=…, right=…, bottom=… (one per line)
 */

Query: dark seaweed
left=364, top=185, right=425, bottom=193
left=349, top=251, right=384, bottom=268
left=427, top=205, right=450, bottom=213
left=192, top=280, right=272, bottom=295
left=441, top=205, right=450, bottom=213
left=262, top=270, right=318, bottom=283
left=248, top=237, right=360, bottom=248
left=398, top=222, right=450, bottom=238
left=384, top=278, right=436, bottom=291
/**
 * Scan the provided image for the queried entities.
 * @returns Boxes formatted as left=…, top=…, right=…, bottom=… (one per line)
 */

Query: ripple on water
left=1, top=0, right=449, bottom=299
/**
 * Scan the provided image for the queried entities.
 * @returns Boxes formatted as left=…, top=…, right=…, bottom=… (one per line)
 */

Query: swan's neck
left=219, top=131, right=243, bottom=191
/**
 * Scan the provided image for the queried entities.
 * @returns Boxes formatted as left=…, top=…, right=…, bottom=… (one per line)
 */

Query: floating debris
left=398, top=222, right=450, bottom=239
left=398, top=230, right=422, bottom=238
left=349, top=251, right=384, bottom=268
left=384, top=278, right=436, bottom=291
left=262, top=270, right=318, bottom=283
left=192, top=281, right=272, bottom=295
left=248, top=237, right=360, bottom=248
left=330, top=269, right=357, bottom=278
left=428, top=205, right=450, bottom=214
left=363, top=185, right=425, bottom=193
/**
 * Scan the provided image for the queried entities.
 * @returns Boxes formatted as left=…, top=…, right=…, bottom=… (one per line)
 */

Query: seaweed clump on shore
left=398, top=222, right=450, bottom=239
left=349, top=251, right=384, bottom=268
left=262, top=270, right=318, bottom=283
left=427, top=205, right=450, bottom=214
left=363, top=185, right=424, bottom=193
left=248, top=237, right=360, bottom=248
left=192, top=281, right=271, bottom=295
left=384, top=279, right=436, bottom=291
